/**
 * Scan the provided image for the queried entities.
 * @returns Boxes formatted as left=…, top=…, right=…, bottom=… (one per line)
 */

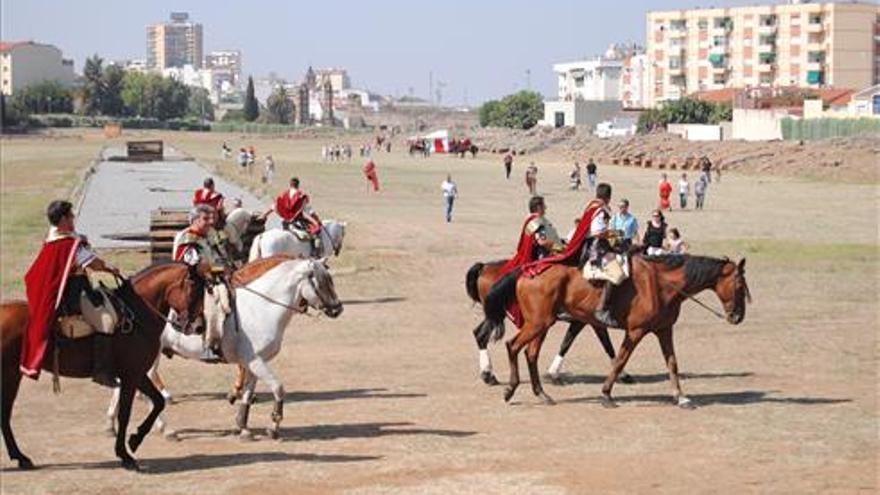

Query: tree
left=11, top=81, right=73, bottom=114
left=155, top=77, right=190, bottom=120
left=243, top=76, right=259, bottom=122
left=637, top=98, right=733, bottom=133
left=82, top=55, right=104, bottom=115
left=265, top=85, right=293, bottom=124
left=187, top=87, right=215, bottom=121
left=121, top=72, right=158, bottom=118
left=101, top=64, right=126, bottom=116
left=478, top=91, right=543, bottom=129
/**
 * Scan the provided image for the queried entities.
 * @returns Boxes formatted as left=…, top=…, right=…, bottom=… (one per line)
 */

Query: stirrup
left=593, top=309, right=620, bottom=328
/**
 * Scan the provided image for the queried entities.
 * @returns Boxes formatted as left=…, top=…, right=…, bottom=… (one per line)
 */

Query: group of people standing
left=322, top=144, right=353, bottom=162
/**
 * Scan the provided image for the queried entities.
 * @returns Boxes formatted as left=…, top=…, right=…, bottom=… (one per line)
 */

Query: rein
left=236, top=285, right=312, bottom=316
left=112, top=274, right=187, bottom=331
left=663, top=283, right=728, bottom=320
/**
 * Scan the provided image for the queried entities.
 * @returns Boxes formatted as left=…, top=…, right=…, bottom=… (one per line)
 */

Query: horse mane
left=643, top=254, right=729, bottom=292
left=129, top=260, right=184, bottom=282
left=231, top=254, right=305, bottom=287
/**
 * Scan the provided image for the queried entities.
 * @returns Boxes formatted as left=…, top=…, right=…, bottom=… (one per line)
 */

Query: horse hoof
left=548, top=374, right=566, bottom=386
left=128, top=433, right=143, bottom=453
left=618, top=372, right=636, bottom=385
left=480, top=371, right=500, bottom=386
left=600, top=395, right=618, bottom=409
left=226, top=391, right=238, bottom=405
left=266, top=428, right=279, bottom=440
left=121, top=458, right=140, bottom=472
left=104, top=426, right=116, bottom=438
left=538, top=393, right=556, bottom=406
left=164, top=430, right=180, bottom=442
left=503, top=386, right=515, bottom=403
left=677, top=397, right=697, bottom=410
left=17, top=456, right=35, bottom=470
left=239, top=429, right=254, bottom=441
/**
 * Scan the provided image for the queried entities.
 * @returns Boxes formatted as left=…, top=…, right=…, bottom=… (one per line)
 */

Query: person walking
left=363, top=159, right=380, bottom=192
left=525, top=162, right=538, bottom=195
left=694, top=175, right=707, bottom=210
left=700, top=156, right=712, bottom=184
left=610, top=198, right=639, bottom=249
left=658, top=173, right=672, bottom=211
left=441, top=174, right=458, bottom=222
left=503, top=152, right=513, bottom=179
left=586, top=158, right=598, bottom=191
left=262, top=155, right=275, bottom=184
left=678, top=173, right=690, bottom=209
left=642, top=209, right=667, bottom=256
left=569, top=162, right=582, bottom=190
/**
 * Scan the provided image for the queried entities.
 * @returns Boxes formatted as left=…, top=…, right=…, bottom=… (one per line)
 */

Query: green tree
left=637, top=98, right=733, bottom=133
left=243, top=76, right=259, bottom=122
left=187, top=87, right=215, bottom=121
left=121, top=72, right=158, bottom=117
left=265, top=85, right=293, bottom=124
left=155, top=77, right=190, bottom=120
left=478, top=91, right=543, bottom=129
left=11, top=80, right=73, bottom=114
left=101, top=64, right=126, bottom=116
left=81, top=55, right=104, bottom=115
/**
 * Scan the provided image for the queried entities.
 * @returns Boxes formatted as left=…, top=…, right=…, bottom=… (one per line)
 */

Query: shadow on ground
left=170, top=421, right=477, bottom=443
left=548, top=371, right=755, bottom=386
left=558, top=390, right=852, bottom=407
left=340, top=296, right=407, bottom=305
left=178, top=387, right=427, bottom=404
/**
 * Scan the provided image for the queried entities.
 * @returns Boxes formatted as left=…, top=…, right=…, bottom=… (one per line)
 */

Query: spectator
left=569, top=162, right=582, bottom=190
left=503, top=152, right=513, bottom=179
left=441, top=174, right=458, bottom=222
left=694, top=176, right=707, bottom=210
left=658, top=173, right=672, bottom=211
left=585, top=158, right=598, bottom=191
left=678, top=173, right=689, bottom=209
left=611, top=198, right=639, bottom=249
left=262, top=155, right=275, bottom=184
left=238, top=148, right=248, bottom=174
left=700, top=156, right=712, bottom=183
left=525, top=162, right=538, bottom=195
left=666, top=228, right=688, bottom=254
left=715, top=162, right=722, bottom=183
left=642, top=209, right=667, bottom=256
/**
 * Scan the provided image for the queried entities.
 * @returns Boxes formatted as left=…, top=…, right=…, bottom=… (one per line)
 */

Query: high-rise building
left=0, top=41, right=75, bottom=95
left=146, top=12, right=203, bottom=70
left=204, top=50, right=241, bottom=88
left=646, top=1, right=880, bottom=107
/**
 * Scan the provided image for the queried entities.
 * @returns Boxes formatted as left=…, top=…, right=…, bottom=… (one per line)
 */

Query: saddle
left=56, top=286, right=119, bottom=339
left=583, top=253, right=630, bottom=286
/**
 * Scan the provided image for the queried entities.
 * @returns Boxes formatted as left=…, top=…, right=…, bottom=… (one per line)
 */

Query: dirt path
left=1, top=135, right=876, bottom=494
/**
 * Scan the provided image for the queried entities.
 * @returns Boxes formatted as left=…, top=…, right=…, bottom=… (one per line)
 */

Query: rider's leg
left=92, top=335, right=117, bottom=388
left=593, top=281, right=620, bottom=328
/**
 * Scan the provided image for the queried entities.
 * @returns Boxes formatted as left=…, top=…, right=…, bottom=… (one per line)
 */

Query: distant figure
left=238, top=148, right=248, bottom=173
left=441, top=174, right=458, bottom=222
left=658, top=173, right=672, bottom=210
left=585, top=158, right=597, bottom=191
left=700, top=155, right=712, bottom=184
left=525, top=162, right=538, bottom=195
left=221, top=141, right=232, bottom=159
left=678, top=173, right=689, bottom=209
left=694, top=176, right=707, bottom=210
left=666, top=228, right=688, bottom=254
left=569, top=162, right=582, bottom=190
left=715, top=161, right=722, bottom=183
left=642, top=209, right=667, bottom=256
left=503, top=152, right=513, bottom=179
left=263, top=155, right=275, bottom=184
left=247, top=146, right=256, bottom=175
left=362, top=159, right=379, bottom=192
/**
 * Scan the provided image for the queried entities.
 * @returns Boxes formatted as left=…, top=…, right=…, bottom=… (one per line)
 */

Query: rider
left=193, top=177, right=225, bottom=228
left=274, top=177, right=323, bottom=251
left=586, top=185, right=621, bottom=328
left=21, top=200, right=121, bottom=387
left=173, top=204, right=229, bottom=361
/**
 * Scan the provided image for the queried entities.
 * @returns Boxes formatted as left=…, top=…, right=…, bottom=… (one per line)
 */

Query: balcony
left=757, top=24, right=777, bottom=35
left=709, top=43, right=728, bottom=55
left=757, top=63, right=775, bottom=73
left=806, top=70, right=824, bottom=85
left=805, top=61, right=824, bottom=72
left=668, top=29, right=687, bottom=38
left=806, top=23, right=823, bottom=33
left=758, top=43, right=776, bottom=54
left=668, top=66, right=684, bottom=76
left=806, top=42, right=823, bottom=52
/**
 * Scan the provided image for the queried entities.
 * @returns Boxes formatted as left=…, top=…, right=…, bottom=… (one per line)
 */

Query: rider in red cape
left=274, top=177, right=321, bottom=234
left=522, top=183, right=612, bottom=279
left=193, top=177, right=225, bottom=213
left=362, top=159, right=379, bottom=191
left=22, top=200, right=120, bottom=384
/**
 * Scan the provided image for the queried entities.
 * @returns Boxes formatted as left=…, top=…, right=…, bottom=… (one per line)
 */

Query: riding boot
left=92, top=335, right=117, bottom=388
left=593, top=282, right=620, bottom=328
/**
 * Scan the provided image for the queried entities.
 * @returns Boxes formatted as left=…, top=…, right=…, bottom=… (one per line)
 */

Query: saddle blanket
left=583, top=254, right=629, bottom=286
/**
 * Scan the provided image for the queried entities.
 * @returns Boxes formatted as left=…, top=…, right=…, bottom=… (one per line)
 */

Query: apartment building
left=0, top=41, right=75, bottom=96
left=646, top=1, right=880, bottom=107
left=146, top=12, right=204, bottom=70
left=204, top=50, right=242, bottom=88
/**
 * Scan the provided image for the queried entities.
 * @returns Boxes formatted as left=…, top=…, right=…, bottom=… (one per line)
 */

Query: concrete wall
left=667, top=123, right=724, bottom=141
left=1, top=43, right=75, bottom=95
left=732, top=108, right=786, bottom=141
left=541, top=100, right=623, bottom=128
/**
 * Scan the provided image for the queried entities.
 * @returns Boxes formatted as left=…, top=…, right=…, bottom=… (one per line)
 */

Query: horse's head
left=296, top=258, right=343, bottom=318
left=713, top=258, right=751, bottom=325
left=323, top=220, right=346, bottom=257
left=163, top=262, right=209, bottom=334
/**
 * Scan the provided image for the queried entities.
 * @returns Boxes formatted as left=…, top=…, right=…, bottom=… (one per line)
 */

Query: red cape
left=659, top=181, right=672, bottom=209
left=193, top=188, right=224, bottom=211
left=363, top=161, right=379, bottom=191
left=496, top=213, right=540, bottom=327
left=275, top=190, right=308, bottom=222
left=522, top=198, right=605, bottom=278
left=21, top=235, right=80, bottom=378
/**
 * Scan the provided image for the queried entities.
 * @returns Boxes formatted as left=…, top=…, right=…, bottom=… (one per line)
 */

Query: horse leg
left=600, top=328, right=646, bottom=408
left=105, top=386, right=120, bottom=436
left=246, top=357, right=285, bottom=440
left=592, top=325, right=635, bottom=384
left=147, top=357, right=172, bottom=403
left=503, top=322, right=544, bottom=403
left=1, top=366, right=33, bottom=470
left=236, top=370, right=257, bottom=440
left=657, top=327, right=694, bottom=409
left=526, top=335, right=554, bottom=405
left=473, top=321, right=499, bottom=386
left=127, top=375, right=166, bottom=454
left=114, top=380, right=139, bottom=470
left=547, top=321, right=584, bottom=385
left=226, top=363, right=247, bottom=405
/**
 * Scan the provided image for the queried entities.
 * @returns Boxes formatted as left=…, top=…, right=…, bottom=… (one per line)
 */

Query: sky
left=3, top=0, right=761, bottom=104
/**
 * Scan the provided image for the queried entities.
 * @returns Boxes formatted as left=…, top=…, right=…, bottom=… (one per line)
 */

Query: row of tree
left=479, top=91, right=544, bottom=129
left=637, top=98, right=732, bottom=133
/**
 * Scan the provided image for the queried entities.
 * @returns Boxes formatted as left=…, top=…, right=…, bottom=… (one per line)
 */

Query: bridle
left=237, top=261, right=340, bottom=316
left=664, top=261, right=751, bottom=322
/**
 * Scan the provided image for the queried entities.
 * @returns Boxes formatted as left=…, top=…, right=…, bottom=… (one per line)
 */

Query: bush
left=479, top=91, right=543, bottom=129
left=637, top=98, right=732, bottom=133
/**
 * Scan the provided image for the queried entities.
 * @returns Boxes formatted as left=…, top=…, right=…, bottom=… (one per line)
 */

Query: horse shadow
left=281, top=421, right=478, bottom=442
left=559, top=389, right=851, bottom=407
left=339, top=296, right=407, bottom=305
left=178, top=387, right=427, bottom=404
left=549, top=370, right=755, bottom=386
left=13, top=451, right=381, bottom=474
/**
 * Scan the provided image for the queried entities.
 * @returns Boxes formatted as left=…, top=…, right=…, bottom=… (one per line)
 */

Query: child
left=666, top=228, right=688, bottom=254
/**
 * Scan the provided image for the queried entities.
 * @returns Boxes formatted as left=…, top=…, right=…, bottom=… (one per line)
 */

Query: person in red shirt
left=658, top=173, right=672, bottom=211
left=274, top=177, right=322, bottom=235
left=362, top=159, right=379, bottom=192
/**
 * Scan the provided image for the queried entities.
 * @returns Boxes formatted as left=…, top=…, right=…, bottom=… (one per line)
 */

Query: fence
left=780, top=117, right=880, bottom=141
left=210, top=122, right=299, bottom=134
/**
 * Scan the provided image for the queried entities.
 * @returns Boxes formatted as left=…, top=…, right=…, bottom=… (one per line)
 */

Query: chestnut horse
left=465, top=260, right=632, bottom=385
left=1, top=262, right=205, bottom=471
left=482, top=255, right=750, bottom=408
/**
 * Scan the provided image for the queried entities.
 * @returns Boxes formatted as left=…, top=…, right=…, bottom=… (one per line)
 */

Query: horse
left=107, top=256, right=343, bottom=440
left=248, top=220, right=346, bottom=261
left=221, top=207, right=267, bottom=263
left=465, top=260, right=633, bottom=386
left=1, top=262, right=206, bottom=471
left=481, top=255, right=750, bottom=408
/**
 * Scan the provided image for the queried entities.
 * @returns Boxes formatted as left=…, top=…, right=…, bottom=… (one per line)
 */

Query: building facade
left=0, top=41, right=75, bottom=95
left=553, top=57, right=623, bottom=102
left=646, top=1, right=880, bottom=107
left=204, top=50, right=241, bottom=88
left=147, top=12, right=204, bottom=70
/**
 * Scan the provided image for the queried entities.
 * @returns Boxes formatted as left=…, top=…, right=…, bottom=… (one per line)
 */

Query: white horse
left=248, top=220, right=346, bottom=261
left=107, top=257, right=343, bottom=440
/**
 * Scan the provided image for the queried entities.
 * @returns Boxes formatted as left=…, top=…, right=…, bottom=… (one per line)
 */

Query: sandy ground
left=0, top=134, right=877, bottom=494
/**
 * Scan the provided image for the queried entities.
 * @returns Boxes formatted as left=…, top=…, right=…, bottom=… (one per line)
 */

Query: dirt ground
left=0, top=132, right=877, bottom=494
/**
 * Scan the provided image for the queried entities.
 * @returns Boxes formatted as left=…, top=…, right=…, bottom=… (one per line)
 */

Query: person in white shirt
left=678, top=173, right=690, bottom=209
left=441, top=174, right=458, bottom=223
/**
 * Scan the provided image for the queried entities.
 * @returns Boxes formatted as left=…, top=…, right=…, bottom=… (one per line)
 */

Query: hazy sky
left=3, top=0, right=760, bottom=103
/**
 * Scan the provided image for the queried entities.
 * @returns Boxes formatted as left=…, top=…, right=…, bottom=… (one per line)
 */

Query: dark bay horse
left=1, top=262, right=205, bottom=471
left=482, top=255, right=750, bottom=407
left=466, top=260, right=633, bottom=385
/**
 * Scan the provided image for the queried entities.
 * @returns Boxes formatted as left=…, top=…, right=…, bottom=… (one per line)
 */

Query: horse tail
left=465, top=262, right=485, bottom=303
left=483, top=269, right=520, bottom=342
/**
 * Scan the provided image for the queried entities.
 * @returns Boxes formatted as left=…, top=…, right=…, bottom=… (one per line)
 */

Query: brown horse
left=482, top=254, right=750, bottom=407
left=465, top=260, right=633, bottom=385
left=1, top=262, right=206, bottom=471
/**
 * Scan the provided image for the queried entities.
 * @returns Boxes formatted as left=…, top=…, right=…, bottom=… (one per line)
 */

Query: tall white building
left=553, top=58, right=623, bottom=101
left=0, top=41, right=75, bottom=96
left=204, top=50, right=241, bottom=88
left=146, top=12, right=204, bottom=70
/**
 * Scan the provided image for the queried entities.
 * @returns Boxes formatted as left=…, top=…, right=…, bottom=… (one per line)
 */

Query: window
left=713, top=74, right=727, bottom=85
left=669, top=57, right=682, bottom=69
left=808, top=51, right=825, bottom=63
left=670, top=19, right=687, bottom=31
left=714, top=17, right=733, bottom=29
left=698, top=18, right=708, bottom=30
left=759, top=35, right=777, bottom=46
left=759, top=53, right=776, bottom=64
left=760, top=73, right=773, bottom=84
left=759, top=15, right=777, bottom=27
left=574, top=75, right=584, bottom=87
left=809, top=13, right=822, bottom=24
